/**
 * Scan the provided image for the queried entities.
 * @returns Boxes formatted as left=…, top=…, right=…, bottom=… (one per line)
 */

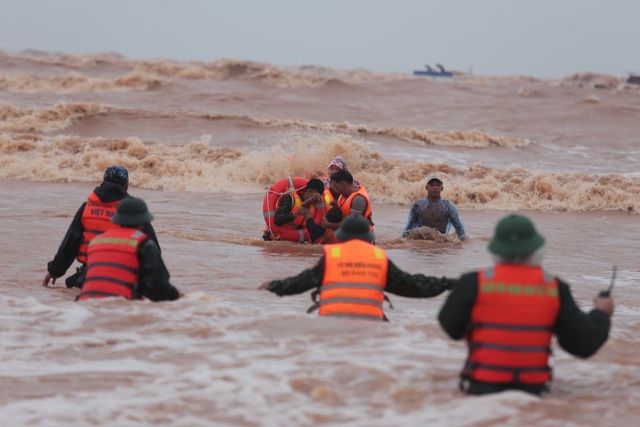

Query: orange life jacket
left=77, top=192, right=119, bottom=263
left=262, top=177, right=311, bottom=242
left=338, top=185, right=374, bottom=229
left=464, top=264, right=560, bottom=385
left=309, top=190, right=337, bottom=244
left=289, top=192, right=307, bottom=227
left=76, top=227, right=147, bottom=301
left=262, top=191, right=313, bottom=242
left=319, top=239, right=388, bottom=320
left=323, top=188, right=336, bottom=205
left=311, top=191, right=331, bottom=225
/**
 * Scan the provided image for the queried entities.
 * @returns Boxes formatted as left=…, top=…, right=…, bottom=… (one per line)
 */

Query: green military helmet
left=334, top=215, right=375, bottom=243
left=111, top=197, right=154, bottom=226
left=488, top=214, right=545, bottom=258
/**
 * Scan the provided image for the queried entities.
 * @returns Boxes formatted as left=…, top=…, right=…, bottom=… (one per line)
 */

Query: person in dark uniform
left=43, top=166, right=159, bottom=289
left=76, top=197, right=180, bottom=302
left=438, top=214, right=613, bottom=395
left=259, top=215, right=455, bottom=321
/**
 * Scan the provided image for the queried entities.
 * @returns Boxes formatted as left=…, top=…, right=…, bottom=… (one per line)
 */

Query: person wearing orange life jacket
left=438, top=214, right=614, bottom=396
left=322, top=169, right=373, bottom=236
left=305, top=205, right=342, bottom=244
left=76, top=197, right=180, bottom=302
left=264, top=178, right=326, bottom=242
left=300, top=179, right=343, bottom=244
left=42, top=166, right=160, bottom=289
left=259, top=215, right=456, bottom=321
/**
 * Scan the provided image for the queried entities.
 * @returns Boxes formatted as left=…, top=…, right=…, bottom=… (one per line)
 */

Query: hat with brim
left=488, top=214, right=545, bottom=257
left=111, top=197, right=154, bottom=226
left=334, top=215, right=375, bottom=243
left=426, top=174, right=443, bottom=184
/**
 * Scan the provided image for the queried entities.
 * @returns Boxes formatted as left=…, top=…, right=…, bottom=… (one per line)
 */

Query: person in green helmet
left=438, top=214, right=614, bottom=396
left=76, top=197, right=180, bottom=302
left=42, top=166, right=161, bottom=289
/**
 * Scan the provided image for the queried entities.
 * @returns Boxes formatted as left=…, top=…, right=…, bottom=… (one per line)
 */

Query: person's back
left=463, top=263, right=561, bottom=389
left=78, top=226, right=148, bottom=300
left=77, top=197, right=180, bottom=302
left=260, top=215, right=456, bottom=321
left=43, top=166, right=160, bottom=289
left=438, top=214, right=613, bottom=395
left=319, top=237, right=388, bottom=320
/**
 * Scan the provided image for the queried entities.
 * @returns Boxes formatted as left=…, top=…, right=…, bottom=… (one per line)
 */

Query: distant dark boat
left=413, top=64, right=453, bottom=78
left=627, top=73, right=640, bottom=85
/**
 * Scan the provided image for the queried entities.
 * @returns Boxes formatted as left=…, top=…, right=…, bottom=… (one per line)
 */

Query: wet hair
left=330, top=169, right=353, bottom=184
left=325, top=206, right=343, bottom=223
left=305, top=178, right=325, bottom=194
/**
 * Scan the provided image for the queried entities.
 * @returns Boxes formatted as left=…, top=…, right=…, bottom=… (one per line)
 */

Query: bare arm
left=349, top=194, right=367, bottom=216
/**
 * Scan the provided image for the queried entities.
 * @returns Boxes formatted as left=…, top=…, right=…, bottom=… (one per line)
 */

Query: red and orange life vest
left=310, top=190, right=331, bottom=225
left=323, top=188, right=336, bottom=206
left=337, top=185, right=373, bottom=229
left=263, top=188, right=314, bottom=242
left=289, top=191, right=307, bottom=228
left=77, top=192, right=119, bottom=263
left=76, top=227, right=147, bottom=301
left=464, top=264, right=560, bottom=385
left=319, top=239, right=388, bottom=320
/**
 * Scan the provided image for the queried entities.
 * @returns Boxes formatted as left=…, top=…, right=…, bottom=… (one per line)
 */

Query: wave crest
left=1, top=135, right=637, bottom=214
left=0, top=103, right=110, bottom=132
left=0, top=71, right=164, bottom=93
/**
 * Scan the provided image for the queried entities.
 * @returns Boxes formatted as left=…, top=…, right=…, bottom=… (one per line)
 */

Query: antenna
left=599, top=265, right=616, bottom=297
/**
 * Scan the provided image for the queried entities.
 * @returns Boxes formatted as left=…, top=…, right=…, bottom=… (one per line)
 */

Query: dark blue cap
left=103, top=166, right=129, bottom=186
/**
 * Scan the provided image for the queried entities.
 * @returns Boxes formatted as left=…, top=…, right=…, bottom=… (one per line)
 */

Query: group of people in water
left=42, top=160, right=615, bottom=397
left=263, top=155, right=464, bottom=244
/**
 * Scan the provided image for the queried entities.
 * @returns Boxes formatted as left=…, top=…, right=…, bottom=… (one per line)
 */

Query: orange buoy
left=262, top=177, right=310, bottom=242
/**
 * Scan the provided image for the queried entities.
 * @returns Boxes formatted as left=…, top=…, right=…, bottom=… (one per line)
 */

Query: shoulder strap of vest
left=485, top=265, right=554, bottom=283
left=383, top=294, right=394, bottom=309
left=379, top=294, right=393, bottom=322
